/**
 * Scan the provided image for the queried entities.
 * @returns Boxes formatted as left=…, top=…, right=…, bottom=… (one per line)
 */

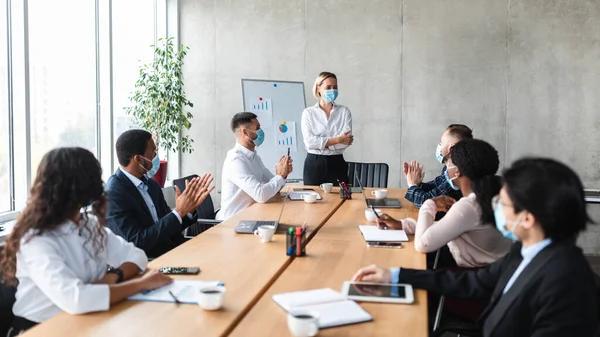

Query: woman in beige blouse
left=378, top=139, right=511, bottom=268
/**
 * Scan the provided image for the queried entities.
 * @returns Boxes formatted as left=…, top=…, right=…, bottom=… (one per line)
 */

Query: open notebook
left=359, top=225, right=409, bottom=242
left=272, top=288, right=372, bottom=328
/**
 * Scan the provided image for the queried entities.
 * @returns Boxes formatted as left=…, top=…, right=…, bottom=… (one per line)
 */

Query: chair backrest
left=0, top=247, right=16, bottom=336
left=172, top=175, right=216, bottom=220
left=347, top=162, right=389, bottom=188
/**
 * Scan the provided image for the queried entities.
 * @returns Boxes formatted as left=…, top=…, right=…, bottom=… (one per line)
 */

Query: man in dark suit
left=105, top=129, right=214, bottom=258
left=353, top=158, right=599, bottom=337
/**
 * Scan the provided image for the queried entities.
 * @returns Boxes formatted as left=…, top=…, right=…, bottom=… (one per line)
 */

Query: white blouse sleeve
left=18, top=236, right=110, bottom=315
left=104, top=227, right=148, bottom=271
left=331, top=106, right=353, bottom=150
left=301, top=109, right=329, bottom=150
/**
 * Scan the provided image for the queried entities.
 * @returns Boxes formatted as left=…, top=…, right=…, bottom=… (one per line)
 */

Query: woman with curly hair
left=1, top=147, right=172, bottom=335
left=376, top=139, right=511, bottom=268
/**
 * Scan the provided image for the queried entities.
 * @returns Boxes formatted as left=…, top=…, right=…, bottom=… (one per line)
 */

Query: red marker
left=296, top=227, right=302, bottom=256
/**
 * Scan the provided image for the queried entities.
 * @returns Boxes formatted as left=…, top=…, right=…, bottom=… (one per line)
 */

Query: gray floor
left=437, top=256, right=600, bottom=337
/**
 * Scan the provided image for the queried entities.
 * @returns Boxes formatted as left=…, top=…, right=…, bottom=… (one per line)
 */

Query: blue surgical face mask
left=250, top=128, right=265, bottom=147
left=444, top=165, right=460, bottom=190
left=322, top=89, right=338, bottom=103
left=435, top=144, right=444, bottom=163
left=140, top=154, right=160, bottom=178
left=494, top=204, right=522, bottom=241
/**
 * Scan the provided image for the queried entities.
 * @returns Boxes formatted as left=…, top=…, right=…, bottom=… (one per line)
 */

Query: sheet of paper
left=302, top=300, right=373, bottom=328
left=358, top=225, right=409, bottom=242
left=249, top=98, right=273, bottom=127
left=128, top=280, right=222, bottom=304
left=275, top=121, right=298, bottom=152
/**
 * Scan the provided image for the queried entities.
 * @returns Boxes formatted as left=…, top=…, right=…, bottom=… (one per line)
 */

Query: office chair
left=431, top=251, right=484, bottom=337
left=0, top=247, right=16, bottom=336
left=347, top=162, right=389, bottom=188
left=172, top=175, right=222, bottom=237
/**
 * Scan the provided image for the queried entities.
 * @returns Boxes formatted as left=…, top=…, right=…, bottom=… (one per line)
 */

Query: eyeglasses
left=491, top=195, right=514, bottom=210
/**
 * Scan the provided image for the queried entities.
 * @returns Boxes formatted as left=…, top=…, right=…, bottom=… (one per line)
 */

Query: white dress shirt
left=12, top=216, right=148, bottom=322
left=121, top=168, right=183, bottom=223
left=216, top=143, right=286, bottom=220
left=301, top=102, right=353, bottom=155
left=502, top=238, right=552, bottom=294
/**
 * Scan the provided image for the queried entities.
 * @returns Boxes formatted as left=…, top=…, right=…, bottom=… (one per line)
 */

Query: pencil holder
left=339, top=188, right=351, bottom=200
left=286, top=227, right=307, bottom=257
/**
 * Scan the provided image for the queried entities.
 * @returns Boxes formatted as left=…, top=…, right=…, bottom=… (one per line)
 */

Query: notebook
left=128, top=280, right=223, bottom=304
left=359, top=225, right=409, bottom=242
left=272, top=288, right=372, bottom=328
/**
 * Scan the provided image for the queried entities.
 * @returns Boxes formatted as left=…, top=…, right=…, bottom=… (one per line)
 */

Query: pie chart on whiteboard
left=279, top=124, right=288, bottom=133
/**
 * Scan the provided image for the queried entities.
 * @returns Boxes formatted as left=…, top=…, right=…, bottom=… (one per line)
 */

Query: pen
left=371, top=205, right=388, bottom=230
left=296, top=227, right=302, bottom=256
left=168, top=291, right=181, bottom=305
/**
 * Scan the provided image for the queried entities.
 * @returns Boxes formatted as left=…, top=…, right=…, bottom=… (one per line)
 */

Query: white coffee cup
left=197, top=286, right=226, bottom=311
left=301, top=193, right=317, bottom=204
left=365, top=208, right=383, bottom=222
left=254, top=225, right=275, bottom=243
left=319, top=183, right=333, bottom=193
left=371, top=189, right=388, bottom=199
left=287, top=309, right=320, bottom=337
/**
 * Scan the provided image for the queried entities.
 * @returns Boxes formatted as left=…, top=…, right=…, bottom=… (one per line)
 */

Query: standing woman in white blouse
left=301, top=71, right=354, bottom=186
left=0, top=147, right=172, bottom=335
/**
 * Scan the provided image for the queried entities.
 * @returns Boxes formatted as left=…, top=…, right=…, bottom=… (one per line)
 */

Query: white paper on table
left=128, top=280, right=222, bottom=304
left=358, top=225, right=409, bottom=242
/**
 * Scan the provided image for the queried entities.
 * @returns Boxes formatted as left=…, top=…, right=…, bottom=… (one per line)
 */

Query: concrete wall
left=179, top=0, right=600, bottom=253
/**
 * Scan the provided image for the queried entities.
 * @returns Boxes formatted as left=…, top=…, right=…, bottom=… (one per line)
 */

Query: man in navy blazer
left=105, top=129, right=214, bottom=258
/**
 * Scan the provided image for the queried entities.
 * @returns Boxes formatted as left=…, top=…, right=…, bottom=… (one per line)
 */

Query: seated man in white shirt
left=216, top=112, right=292, bottom=220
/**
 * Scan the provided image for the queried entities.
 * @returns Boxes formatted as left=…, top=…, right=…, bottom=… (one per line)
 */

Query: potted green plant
left=125, top=36, right=194, bottom=187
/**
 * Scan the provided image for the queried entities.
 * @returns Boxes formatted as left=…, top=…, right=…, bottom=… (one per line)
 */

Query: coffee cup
left=319, top=183, right=333, bottom=193
left=371, top=189, right=388, bottom=199
left=287, top=309, right=320, bottom=337
left=365, top=208, right=382, bottom=222
left=254, top=225, right=276, bottom=243
left=197, top=286, right=226, bottom=311
left=301, top=193, right=317, bottom=204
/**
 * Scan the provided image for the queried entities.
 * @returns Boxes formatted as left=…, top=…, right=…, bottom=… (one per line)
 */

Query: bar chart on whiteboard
left=275, top=121, right=297, bottom=152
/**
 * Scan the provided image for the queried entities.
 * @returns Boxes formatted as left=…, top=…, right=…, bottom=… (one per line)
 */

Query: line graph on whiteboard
left=275, top=121, right=297, bottom=152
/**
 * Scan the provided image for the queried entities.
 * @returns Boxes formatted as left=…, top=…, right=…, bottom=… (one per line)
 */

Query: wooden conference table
left=22, top=188, right=425, bottom=337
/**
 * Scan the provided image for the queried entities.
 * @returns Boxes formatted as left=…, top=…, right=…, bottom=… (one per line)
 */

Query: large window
left=1, top=0, right=174, bottom=219
left=28, top=0, right=98, bottom=179
left=112, top=0, right=156, bottom=153
left=0, top=0, right=10, bottom=213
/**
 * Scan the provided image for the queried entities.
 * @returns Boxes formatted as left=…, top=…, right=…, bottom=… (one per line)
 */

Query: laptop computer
left=355, top=176, right=402, bottom=209
left=235, top=195, right=288, bottom=233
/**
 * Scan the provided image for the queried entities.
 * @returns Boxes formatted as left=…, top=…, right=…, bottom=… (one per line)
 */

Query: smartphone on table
left=366, top=241, right=403, bottom=249
left=159, top=267, right=201, bottom=275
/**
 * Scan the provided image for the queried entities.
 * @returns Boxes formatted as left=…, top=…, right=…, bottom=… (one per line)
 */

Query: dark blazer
left=400, top=241, right=599, bottom=337
left=105, top=168, right=197, bottom=258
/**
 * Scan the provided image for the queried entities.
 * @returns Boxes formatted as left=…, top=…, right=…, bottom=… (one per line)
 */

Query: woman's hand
left=337, top=130, right=354, bottom=145
left=376, top=213, right=403, bottom=230
left=352, top=265, right=391, bottom=283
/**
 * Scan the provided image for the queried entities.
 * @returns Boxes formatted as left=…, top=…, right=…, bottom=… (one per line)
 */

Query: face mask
left=140, top=154, right=160, bottom=178
left=322, top=89, right=338, bottom=103
left=435, top=144, right=444, bottom=163
left=444, top=165, right=460, bottom=191
left=249, top=128, right=265, bottom=147
left=494, top=204, right=522, bottom=241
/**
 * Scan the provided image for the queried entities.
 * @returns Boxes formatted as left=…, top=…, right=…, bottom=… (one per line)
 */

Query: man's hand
left=276, top=156, right=291, bottom=179
left=431, top=195, right=456, bottom=213
left=404, top=160, right=424, bottom=186
left=174, top=174, right=215, bottom=216
left=352, top=265, right=391, bottom=283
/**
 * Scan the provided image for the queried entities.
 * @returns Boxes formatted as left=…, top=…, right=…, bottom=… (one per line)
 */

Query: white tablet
left=341, top=281, right=414, bottom=304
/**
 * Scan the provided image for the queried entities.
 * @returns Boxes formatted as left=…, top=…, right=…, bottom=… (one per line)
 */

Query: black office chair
left=0, top=247, right=17, bottom=336
left=172, top=175, right=222, bottom=237
left=347, top=162, right=389, bottom=188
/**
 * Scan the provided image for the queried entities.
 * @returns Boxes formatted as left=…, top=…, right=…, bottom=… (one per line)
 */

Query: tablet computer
left=341, top=281, right=414, bottom=304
